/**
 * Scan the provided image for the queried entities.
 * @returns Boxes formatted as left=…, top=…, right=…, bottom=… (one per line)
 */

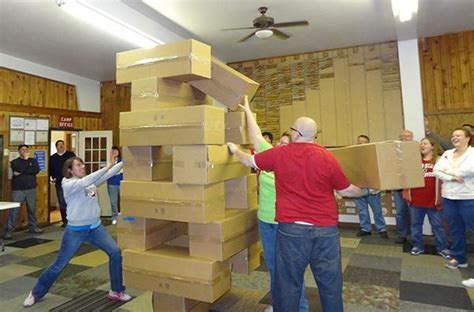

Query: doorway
left=49, top=130, right=79, bottom=224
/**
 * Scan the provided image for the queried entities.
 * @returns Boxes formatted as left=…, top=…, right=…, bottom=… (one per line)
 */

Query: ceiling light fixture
left=391, top=0, right=418, bottom=23
left=255, top=29, right=273, bottom=39
left=58, top=0, right=163, bottom=48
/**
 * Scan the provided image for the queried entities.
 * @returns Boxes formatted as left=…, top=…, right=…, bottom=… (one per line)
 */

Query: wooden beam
left=0, top=103, right=102, bottom=119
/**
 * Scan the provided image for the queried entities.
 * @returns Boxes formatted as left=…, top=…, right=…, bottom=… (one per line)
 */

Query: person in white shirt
left=434, top=127, right=474, bottom=281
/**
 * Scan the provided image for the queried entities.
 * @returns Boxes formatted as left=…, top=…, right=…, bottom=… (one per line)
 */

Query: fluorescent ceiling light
left=59, top=0, right=163, bottom=48
left=255, top=29, right=273, bottom=39
left=391, top=0, right=418, bottom=22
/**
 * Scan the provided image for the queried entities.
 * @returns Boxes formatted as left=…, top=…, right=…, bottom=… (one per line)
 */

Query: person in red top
left=227, top=116, right=368, bottom=312
left=404, top=138, right=451, bottom=259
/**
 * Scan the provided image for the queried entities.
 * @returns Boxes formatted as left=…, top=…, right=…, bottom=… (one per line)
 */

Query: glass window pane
left=100, top=150, right=107, bottom=162
left=85, top=150, right=92, bottom=162
left=93, top=150, right=99, bottom=162
left=101, top=137, right=107, bottom=149
left=92, top=163, right=99, bottom=171
left=85, top=138, right=91, bottom=149
left=93, top=137, right=99, bottom=149
left=85, top=163, right=91, bottom=174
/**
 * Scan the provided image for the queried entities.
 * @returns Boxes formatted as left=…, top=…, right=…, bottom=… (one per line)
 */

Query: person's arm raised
left=240, top=95, right=266, bottom=150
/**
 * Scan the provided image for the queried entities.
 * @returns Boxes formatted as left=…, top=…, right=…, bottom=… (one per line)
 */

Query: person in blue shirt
left=107, top=146, right=123, bottom=224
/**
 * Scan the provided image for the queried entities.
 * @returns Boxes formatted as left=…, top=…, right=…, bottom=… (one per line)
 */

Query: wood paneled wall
left=228, top=41, right=403, bottom=147
left=100, top=81, right=131, bottom=147
left=420, top=30, right=474, bottom=139
left=0, top=67, right=102, bottom=228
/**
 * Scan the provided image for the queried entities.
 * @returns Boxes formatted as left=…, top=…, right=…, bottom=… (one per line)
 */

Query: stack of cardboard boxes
left=115, top=39, right=262, bottom=311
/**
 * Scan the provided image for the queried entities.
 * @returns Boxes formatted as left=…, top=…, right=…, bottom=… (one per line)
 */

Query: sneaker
left=410, top=247, right=424, bottom=256
left=462, top=278, right=474, bottom=288
left=107, top=290, right=132, bottom=302
left=112, top=219, right=117, bottom=225
left=379, top=231, right=389, bottom=239
left=446, top=258, right=468, bottom=269
left=3, top=233, right=12, bottom=240
left=23, top=291, right=35, bottom=307
left=356, top=230, right=371, bottom=237
left=28, top=228, right=44, bottom=234
left=438, top=249, right=452, bottom=260
left=264, top=306, right=273, bottom=312
left=395, top=237, right=407, bottom=244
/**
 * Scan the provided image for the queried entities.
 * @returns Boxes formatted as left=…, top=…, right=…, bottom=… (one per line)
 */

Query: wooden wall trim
left=0, top=103, right=102, bottom=119
left=425, top=108, right=474, bottom=116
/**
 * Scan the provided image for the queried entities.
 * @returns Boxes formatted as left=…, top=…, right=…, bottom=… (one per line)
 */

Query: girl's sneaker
left=462, top=278, right=474, bottom=288
left=446, top=258, right=468, bottom=269
left=410, top=247, right=424, bottom=256
left=438, top=249, right=452, bottom=260
left=108, top=290, right=132, bottom=302
left=23, top=291, right=35, bottom=307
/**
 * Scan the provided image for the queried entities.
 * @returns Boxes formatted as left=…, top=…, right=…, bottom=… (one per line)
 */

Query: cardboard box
left=117, top=215, right=187, bottom=251
left=190, top=57, right=259, bottom=110
left=330, top=141, right=424, bottom=190
left=173, top=145, right=250, bottom=185
left=116, top=39, right=211, bottom=83
left=229, top=241, right=262, bottom=274
left=122, top=146, right=172, bottom=181
left=225, top=111, right=256, bottom=144
left=225, top=174, right=258, bottom=209
left=131, top=77, right=212, bottom=111
left=166, top=235, right=190, bottom=248
left=152, top=293, right=210, bottom=312
left=124, top=268, right=230, bottom=303
left=120, top=106, right=225, bottom=146
left=123, top=246, right=230, bottom=302
left=189, top=226, right=259, bottom=261
left=121, top=180, right=225, bottom=223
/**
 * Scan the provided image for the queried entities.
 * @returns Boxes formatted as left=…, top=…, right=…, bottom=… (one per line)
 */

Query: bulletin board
left=9, top=116, right=50, bottom=146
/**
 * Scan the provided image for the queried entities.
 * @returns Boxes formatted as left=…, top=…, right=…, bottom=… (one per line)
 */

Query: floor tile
left=231, top=271, right=271, bottom=292
left=348, top=254, right=402, bottom=272
left=212, top=287, right=268, bottom=312
left=401, top=265, right=463, bottom=288
left=340, top=237, right=361, bottom=249
left=14, top=240, right=61, bottom=258
left=117, top=291, right=153, bottom=312
left=0, top=263, right=41, bottom=283
left=2, top=292, right=70, bottom=312
left=355, top=244, right=403, bottom=258
left=343, top=282, right=399, bottom=311
left=70, top=250, right=109, bottom=267
left=259, top=286, right=321, bottom=311
left=0, top=253, right=27, bottom=266
left=50, top=289, right=130, bottom=311
left=400, top=281, right=473, bottom=310
left=26, top=263, right=90, bottom=281
left=0, top=245, right=23, bottom=255
left=6, top=238, right=52, bottom=249
left=0, top=276, right=38, bottom=300
left=401, top=253, right=446, bottom=268
left=399, top=300, right=473, bottom=311
left=343, top=266, right=400, bottom=289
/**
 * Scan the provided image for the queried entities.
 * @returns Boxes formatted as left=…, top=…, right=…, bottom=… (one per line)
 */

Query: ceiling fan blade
left=238, top=31, right=257, bottom=42
left=272, top=29, right=290, bottom=40
left=221, top=26, right=256, bottom=31
left=273, top=21, right=309, bottom=28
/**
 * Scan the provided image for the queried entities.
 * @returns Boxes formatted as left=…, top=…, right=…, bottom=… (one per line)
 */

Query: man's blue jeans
left=274, top=223, right=343, bottom=312
left=258, top=220, right=308, bottom=311
left=443, top=198, right=474, bottom=264
left=394, top=190, right=410, bottom=238
left=107, top=185, right=120, bottom=220
left=354, top=193, right=387, bottom=232
left=409, top=206, right=447, bottom=252
left=31, top=225, right=124, bottom=300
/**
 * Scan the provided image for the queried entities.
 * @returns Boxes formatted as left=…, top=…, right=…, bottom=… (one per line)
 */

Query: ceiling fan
left=221, top=7, right=309, bottom=43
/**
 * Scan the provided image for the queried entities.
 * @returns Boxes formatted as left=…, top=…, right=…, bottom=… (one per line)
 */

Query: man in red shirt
left=227, top=116, right=368, bottom=312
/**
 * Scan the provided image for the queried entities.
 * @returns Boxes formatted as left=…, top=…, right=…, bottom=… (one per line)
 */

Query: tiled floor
left=1, top=223, right=473, bottom=311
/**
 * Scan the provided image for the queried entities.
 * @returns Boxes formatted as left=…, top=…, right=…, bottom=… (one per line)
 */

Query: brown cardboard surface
left=166, top=234, right=190, bottom=248
left=330, top=141, right=424, bottom=190
left=116, top=39, right=211, bottom=83
left=121, top=180, right=225, bottom=223
left=189, top=57, right=259, bottom=110
left=172, top=145, right=250, bottom=185
left=124, top=268, right=230, bottom=303
left=117, top=215, right=187, bottom=251
left=229, top=241, right=262, bottom=274
left=225, top=111, right=256, bottom=145
left=188, top=209, right=258, bottom=242
left=122, top=146, right=172, bottom=181
left=189, top=226, right=259, bottom=261
left=130, top=77, right=212, bottom=111
left=152, top=293, right=210, bottom=312
left=225, top=174, right=258, bottom=209
left=120, top=106, right=225, bottom=146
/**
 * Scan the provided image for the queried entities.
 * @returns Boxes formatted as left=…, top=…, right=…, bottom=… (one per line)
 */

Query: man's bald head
left=292, top=117, right=317, bottom=142
left=399, top=130, right=414, bottom=141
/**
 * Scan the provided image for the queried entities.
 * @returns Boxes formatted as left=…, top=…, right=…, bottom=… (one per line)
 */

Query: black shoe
left=356, top=230, right=372, bottom=237
left=395, top=237, right=407, bottom=244
left=379, top=231, right=389, bottom=239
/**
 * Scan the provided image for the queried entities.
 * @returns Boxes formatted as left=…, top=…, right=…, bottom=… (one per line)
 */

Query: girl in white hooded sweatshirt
left=23, top=153, right=131, bottom=307
left=434, top=127, right=474, bottom=286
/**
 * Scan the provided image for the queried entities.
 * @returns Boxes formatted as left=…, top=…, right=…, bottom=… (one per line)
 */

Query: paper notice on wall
left=24, top=131, right=35, bottom=145
left=24, top=119, right=37, bottom=130
left=36, top=119, right=49, bottom=131
left=10, top=130, right=24, bottom=143
left=10, top=117, right=24, bottom=129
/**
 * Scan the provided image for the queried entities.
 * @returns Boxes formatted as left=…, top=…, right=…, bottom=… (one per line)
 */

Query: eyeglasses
left=290, top=127, right=303, bottom=137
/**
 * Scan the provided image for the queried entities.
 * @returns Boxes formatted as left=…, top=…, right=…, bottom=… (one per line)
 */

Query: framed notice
left=9, top=116, right=49, bottom=146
